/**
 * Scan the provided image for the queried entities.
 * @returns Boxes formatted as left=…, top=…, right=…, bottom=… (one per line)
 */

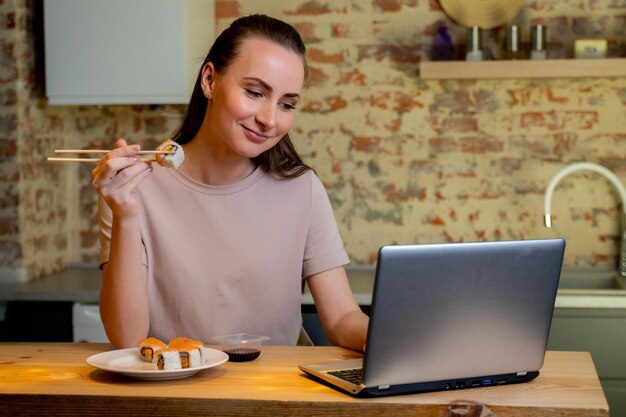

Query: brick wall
left=0, top=0, right=25, bottom=280
left=1, top=0, right=625, bottom=281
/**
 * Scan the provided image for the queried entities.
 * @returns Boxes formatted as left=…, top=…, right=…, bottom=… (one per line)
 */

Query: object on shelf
left=574, top=39, right=608, bottom=59
left=419, top=58, right=626, bottom=80
left=431, top=25, right=457, bottom=61
left=466, top=26, right=484, bottom=61
left=530, top=24, right=547, bottom=60
left=439, top=0, right=524, bottom=29
left=505, top=25, right=523, bottom=60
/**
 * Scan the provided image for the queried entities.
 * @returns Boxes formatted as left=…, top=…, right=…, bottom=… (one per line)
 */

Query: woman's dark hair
left=171, top=14, right=312, bottom=178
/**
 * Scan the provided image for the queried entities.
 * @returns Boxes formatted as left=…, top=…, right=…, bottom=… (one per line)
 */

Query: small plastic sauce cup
left=213, top=333, right=270, bottom=362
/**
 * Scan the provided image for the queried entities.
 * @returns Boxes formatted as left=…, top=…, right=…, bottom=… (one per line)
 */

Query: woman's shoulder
left=266, top=168, right=323, bottom=188
left=263, top=169, right=330, bottom=203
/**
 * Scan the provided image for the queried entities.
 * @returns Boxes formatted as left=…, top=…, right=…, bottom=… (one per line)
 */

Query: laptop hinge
left=377, top=385, right=390, bottom=391
left=516, top=371, right=528, bottom=377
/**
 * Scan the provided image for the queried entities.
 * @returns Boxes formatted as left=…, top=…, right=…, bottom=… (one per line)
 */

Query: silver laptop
left=299, top=238, right=565, bottom=397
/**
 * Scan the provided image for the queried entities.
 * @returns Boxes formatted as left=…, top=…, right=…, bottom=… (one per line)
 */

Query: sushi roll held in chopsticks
left=155, top=139, right=185, bottom=170
left=138, top=337, right=167, bottom=363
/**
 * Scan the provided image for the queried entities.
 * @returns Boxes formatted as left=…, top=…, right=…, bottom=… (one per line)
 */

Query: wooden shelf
left=419, top=58, right=626, bottom=80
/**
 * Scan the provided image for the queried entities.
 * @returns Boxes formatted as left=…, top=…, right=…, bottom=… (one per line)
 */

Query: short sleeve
left=301, top=174, right=350, bottom=277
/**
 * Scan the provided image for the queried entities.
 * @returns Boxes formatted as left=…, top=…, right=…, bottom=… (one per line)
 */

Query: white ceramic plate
left=86, top=347, right=228, bottom=380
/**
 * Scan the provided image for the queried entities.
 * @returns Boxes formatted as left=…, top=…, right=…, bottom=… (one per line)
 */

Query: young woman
left=92, top=14, right=368, bottom=351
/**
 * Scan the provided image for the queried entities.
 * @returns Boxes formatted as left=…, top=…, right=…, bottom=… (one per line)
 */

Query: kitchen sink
left=558, top=268, right=626, bottom=291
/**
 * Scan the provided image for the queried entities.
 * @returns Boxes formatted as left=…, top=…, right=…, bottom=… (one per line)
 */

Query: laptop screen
left=362, top=239, right=565, bottom=388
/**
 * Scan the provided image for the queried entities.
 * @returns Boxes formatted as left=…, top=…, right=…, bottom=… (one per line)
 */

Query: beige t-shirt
left=98, top=165, right=349, bottom=345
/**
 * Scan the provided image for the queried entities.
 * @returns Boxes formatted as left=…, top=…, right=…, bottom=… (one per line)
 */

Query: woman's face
left=201, top=37, right=305, bottom=159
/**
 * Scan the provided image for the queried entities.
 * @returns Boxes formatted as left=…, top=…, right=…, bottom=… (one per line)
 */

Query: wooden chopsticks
left=53, top=149, right=175, bottom=154
left=47, top=157, right=160, bottom=162
left=47, top=149, right=174, bottom=163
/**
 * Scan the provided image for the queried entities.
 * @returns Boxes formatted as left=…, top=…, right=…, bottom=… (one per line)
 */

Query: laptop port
left=455, top=381, right=465, bottom=389
left=471, top=380, right=481, bottom=387
left=482, top=378, right=492, bottom=385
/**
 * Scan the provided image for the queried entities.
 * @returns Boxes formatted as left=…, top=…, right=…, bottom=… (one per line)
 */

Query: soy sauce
left=224, top=348, right=261, bottom=362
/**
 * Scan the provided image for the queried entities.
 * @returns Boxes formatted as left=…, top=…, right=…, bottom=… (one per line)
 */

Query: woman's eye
left=280, top=102, right=297, bottom=111
left=245, top=89, right=263, bottom=98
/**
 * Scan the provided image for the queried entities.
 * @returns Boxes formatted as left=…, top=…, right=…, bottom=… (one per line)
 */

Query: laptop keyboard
left=328, top=368, right=363, bottom=385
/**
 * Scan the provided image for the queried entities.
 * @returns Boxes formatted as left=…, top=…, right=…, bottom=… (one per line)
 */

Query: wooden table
left=0, top=343, right=609, bottom=416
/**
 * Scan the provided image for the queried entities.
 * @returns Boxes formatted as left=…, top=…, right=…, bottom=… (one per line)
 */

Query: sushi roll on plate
left=157, top=348, right=183, bottom=371
left=169, top=337, right=203, bottom=350
left=138, top=337, right=167, bottom=363
left=178, top=343, right=203, bottom=368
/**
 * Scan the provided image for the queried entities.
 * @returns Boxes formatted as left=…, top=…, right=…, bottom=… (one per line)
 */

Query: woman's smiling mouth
left=242, top=125, right=272, bottom=143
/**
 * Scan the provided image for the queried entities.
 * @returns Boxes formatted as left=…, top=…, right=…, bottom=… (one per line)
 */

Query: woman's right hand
left=91, top=138, right=153, bottom=218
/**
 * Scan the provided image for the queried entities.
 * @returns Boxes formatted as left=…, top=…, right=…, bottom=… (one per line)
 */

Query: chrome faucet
left=544, top=162, right=626, bottom=278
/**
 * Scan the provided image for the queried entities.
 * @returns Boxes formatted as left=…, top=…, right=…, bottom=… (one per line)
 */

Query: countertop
left=2, top=265, right=626, bottom=309
left=0, top=343, right=609, bottom=417
left=0, top=267, right=101, bottom=303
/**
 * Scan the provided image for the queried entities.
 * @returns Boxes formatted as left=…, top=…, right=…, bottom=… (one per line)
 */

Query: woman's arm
left=99, top=216, right=150, bottom=348
left=92, top=139, right=154, bottom=348
left=307, top=267, right=369, bottom=351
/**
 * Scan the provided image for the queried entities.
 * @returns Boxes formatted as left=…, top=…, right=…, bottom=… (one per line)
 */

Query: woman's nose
left=255, top=101, right=277, bottom=130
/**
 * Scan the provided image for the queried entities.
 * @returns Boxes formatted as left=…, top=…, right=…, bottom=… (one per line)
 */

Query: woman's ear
left=200, top=62, right=216, bottom=99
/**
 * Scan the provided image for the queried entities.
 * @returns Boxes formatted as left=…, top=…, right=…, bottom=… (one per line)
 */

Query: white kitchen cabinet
left=44, top=0, right=215, bottom=105
left=72, top=303, right=108, bottom=343
left=547, top=308, right=626, bottom=417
